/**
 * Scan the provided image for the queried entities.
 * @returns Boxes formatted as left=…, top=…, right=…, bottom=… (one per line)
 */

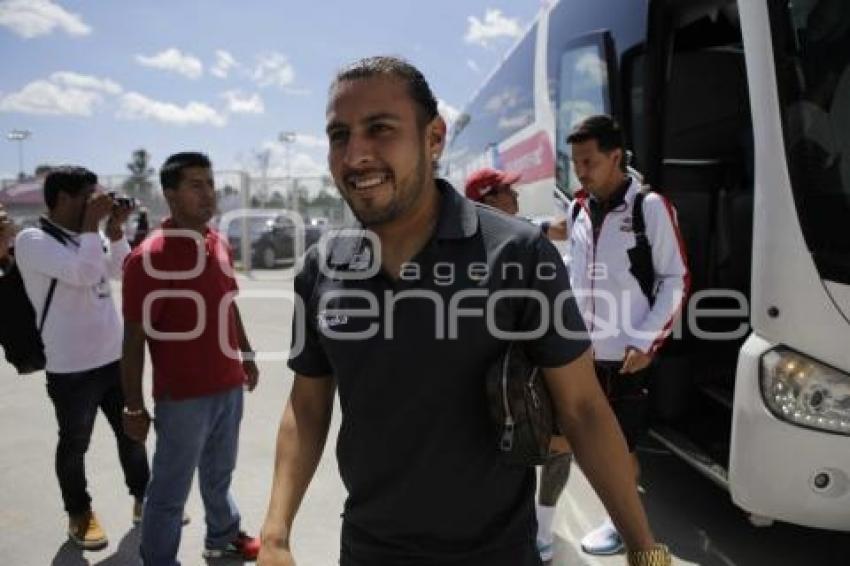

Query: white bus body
left=444, top=0, right=850, bottom=531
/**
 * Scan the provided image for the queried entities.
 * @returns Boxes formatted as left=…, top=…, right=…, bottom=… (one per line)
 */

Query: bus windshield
left=770, top=0, right=850, bottom=284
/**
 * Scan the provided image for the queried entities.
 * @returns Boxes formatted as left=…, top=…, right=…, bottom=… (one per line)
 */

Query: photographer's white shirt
left=15, top=221, right=129, bottom=373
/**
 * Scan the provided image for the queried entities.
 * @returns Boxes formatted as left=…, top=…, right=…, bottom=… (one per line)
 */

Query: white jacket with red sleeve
left=564, top=176, right=690, bottom=362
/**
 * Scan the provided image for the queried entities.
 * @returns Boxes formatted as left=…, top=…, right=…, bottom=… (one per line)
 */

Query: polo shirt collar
left=161, top=217, right=210, bottom=236
left=327, top=179, right=478, bottom=269
left=434, top=178, right=479, bottom=240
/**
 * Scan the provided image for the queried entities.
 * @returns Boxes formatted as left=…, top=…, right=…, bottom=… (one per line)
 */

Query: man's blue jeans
left=140, top=386, right=243, bottom=566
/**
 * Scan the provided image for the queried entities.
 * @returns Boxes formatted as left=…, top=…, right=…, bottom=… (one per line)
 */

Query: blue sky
left=0, top=0, right=542, bottom=182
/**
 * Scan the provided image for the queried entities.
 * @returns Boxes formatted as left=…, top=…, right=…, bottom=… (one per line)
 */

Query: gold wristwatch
left=627, top=543, right=672, bottom=566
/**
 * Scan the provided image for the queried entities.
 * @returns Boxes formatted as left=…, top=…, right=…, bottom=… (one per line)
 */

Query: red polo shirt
left=122, top=220, right=245, bottom=400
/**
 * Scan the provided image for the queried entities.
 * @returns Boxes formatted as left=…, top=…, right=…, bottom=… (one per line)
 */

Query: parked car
left=225, top=213, right=325, bottom=269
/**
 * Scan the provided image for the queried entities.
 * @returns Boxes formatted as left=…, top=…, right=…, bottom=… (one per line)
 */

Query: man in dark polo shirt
left=258, top=57, right=671, bottom=566
left=121, top=152, right=261, bottom=565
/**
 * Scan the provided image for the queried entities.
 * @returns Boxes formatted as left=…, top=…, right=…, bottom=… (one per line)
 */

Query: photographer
left=14, top=166, right=150, bottom=551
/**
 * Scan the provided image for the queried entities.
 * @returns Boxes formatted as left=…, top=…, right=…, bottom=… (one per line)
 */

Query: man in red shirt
left=121, top=152, right=260, bottom=565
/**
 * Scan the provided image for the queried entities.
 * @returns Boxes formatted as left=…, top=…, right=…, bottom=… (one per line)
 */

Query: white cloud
left=211, top=49, right=237, bottom=79
left=466, top=59, right=481, bottom=73
left=248, top=139, right=328, bottom=177
left=222, top=90, right=264, bottom=114
left=288, top=152, right=327, bottom=177
left=136, top=48, right=203, bottom=79
left=0, top=0, right=91, bottom=39
left=0, top=72, right=122, bottom=115
left=576, top=51, right=607, bottom=87
left=50, top=71, right=122, bottom=94
left=118, top=92, right=226, bottom=127
left=465, top=9, right=522, bottom=47
left=438, top=99, right=461, bottom=131
left=289, top=133, right=328, bottom=150
left=252, top=52, right=295, bottom=89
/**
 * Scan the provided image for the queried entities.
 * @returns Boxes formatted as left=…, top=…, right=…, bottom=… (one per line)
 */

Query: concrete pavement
left=2, top=271, right=848, bottom=565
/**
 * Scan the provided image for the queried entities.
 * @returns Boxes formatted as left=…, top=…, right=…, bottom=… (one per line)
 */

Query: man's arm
left=259, top=374, right=335, bottom=565
left=121, top=320, right=150, bottom=443
left=543, top=348, right=656, bottom=552
left=104, top=203, right=132, bottom=280
left=233, top=304, right=259, bottom=391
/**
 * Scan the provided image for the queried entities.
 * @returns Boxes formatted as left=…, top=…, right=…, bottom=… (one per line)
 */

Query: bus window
left=448, top=23, right=537, bottom=172
left=771, top=0, right=850, bottom=284
left=555, top=37, right=612, bottom=194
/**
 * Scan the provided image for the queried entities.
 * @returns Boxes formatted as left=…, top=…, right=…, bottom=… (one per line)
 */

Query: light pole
left=255, top=148, right=271, bottom=203
left=278, top=131, right=296, bottom=207
left=7, top=129, right=31, bottom=180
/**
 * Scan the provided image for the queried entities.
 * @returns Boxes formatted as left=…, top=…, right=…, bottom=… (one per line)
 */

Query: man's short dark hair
left=43, top=166, right=97, bottom=210
left=566, top=115, right=627, bottom=171
left=330, top=56, right=439, bottom=128
left=160, top=152, right=212, bottom=191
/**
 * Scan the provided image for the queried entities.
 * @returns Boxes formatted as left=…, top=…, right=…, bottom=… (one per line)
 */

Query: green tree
left=123, top=149, right=155, bottom=198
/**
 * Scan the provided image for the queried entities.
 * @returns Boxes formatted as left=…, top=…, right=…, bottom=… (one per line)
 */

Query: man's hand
left=82, top=192, right=114, bottom=233
left=243, top=359, right=259, bottom=391
left=257, top=536, right=295, bottom=566
left=122, top=408, right=151, bottom=443
left=620, top=347, right=652, bottom=374
left=106, top=202, right=132, bottom=241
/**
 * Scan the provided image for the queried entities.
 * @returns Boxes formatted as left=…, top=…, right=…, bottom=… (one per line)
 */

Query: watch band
left=123, top=407, right=147, bottom=417
left=627, top=543, right=672, bottom=566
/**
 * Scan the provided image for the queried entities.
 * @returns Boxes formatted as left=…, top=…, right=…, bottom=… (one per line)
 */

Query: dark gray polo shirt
left=289, top=180, right=589, bottom=564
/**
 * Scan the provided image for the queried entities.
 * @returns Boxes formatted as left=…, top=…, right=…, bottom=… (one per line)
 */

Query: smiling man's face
left=326, top=75, right=442, bottom=227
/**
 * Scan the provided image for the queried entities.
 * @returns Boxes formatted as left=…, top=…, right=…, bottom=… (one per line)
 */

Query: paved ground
left=1, top=271, right=848, bottom=565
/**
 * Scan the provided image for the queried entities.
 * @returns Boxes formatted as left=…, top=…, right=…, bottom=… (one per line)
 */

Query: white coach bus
left=444, top=0, right=850, bottom=531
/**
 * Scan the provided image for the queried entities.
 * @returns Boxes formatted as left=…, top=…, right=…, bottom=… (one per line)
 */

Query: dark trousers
left=594, top=360, right=651, bottom=452
left=46, top=360, right=150, bottom=516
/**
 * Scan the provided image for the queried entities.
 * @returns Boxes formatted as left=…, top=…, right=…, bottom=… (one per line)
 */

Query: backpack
left=571, top=186, right=656, bottom=306
left=0, top=218, right=68, bottom=374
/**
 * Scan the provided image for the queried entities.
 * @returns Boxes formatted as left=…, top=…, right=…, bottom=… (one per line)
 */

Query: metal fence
left=2, top=172, right=349, bottom=224
left=1, top=171, right=352, bottom=271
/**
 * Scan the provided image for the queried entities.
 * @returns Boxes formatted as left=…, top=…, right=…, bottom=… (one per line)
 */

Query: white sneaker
left=580, top=517, right=623, bottom=555
left=537, top=538, right=554, bottom=562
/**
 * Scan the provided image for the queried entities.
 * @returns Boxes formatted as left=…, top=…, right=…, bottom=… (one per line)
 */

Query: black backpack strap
left=35, top=217, right=71, bottom=334
left=38, top=216, right=71, bottom=246
left=38, top=279, right=58, bottom=334
left=628, top=187, right=656, bottom=306
left=633, top=190, right=647, bottom=240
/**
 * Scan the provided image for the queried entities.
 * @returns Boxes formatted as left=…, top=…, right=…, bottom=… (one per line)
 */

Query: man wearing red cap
left=465, top=167, right=567, bottom=241
left=464, top=167, right=522, bottom=216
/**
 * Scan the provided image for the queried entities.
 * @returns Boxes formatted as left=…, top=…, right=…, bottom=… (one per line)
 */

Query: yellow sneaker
left=132, top=500, right=143, bottom=525
left=68, top=510, right=108, bottom=550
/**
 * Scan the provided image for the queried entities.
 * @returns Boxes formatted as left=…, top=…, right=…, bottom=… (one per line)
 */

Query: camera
left=108, top=192, right=138, bottom=210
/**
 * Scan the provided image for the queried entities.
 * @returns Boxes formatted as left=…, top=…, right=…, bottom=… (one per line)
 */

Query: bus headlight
left=761, top=347, right=850, bottom=436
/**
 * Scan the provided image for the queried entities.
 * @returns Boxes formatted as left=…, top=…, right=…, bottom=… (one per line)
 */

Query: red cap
left=464, top=168, right=521, bottom=202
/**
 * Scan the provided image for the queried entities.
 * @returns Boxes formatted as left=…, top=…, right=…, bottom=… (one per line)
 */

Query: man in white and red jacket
left=564, top=115, right=689, bottom=556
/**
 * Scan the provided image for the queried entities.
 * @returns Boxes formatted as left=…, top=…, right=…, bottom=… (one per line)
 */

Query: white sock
left=536, top=504, right=555, bottom=544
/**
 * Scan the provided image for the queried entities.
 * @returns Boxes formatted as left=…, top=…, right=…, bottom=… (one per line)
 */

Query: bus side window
left=554, top=36, right=613, bottom=195
left=448, top=23, right=537, bottom=172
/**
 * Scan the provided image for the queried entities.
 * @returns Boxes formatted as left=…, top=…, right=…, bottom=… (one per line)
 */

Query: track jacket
left=565, top=176, right=689, bottom=361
